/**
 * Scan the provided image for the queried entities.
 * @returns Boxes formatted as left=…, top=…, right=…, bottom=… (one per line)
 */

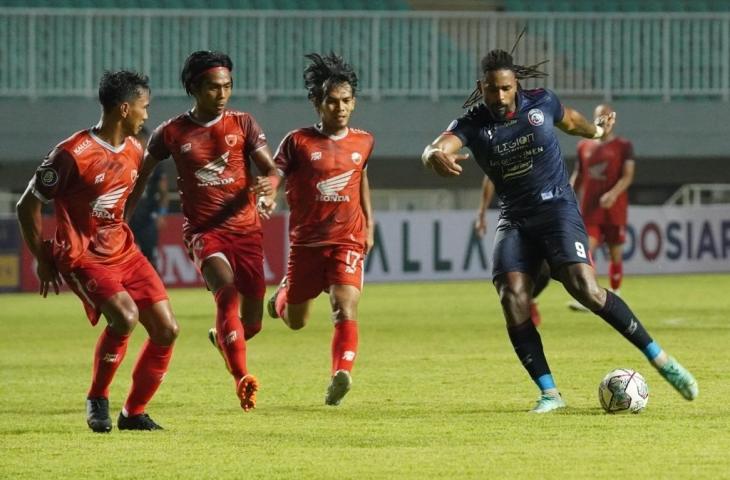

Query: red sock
left=215, top=285, right=248, bottom=382
left=331, top=320, right=358, bottom=374
left=609, top=261, right=623, bottom=291
left=124, top=340, right=174, bottom=416
left=88, top=327, right=130, bottom=398
left=275, top=285, right=287, bottom=319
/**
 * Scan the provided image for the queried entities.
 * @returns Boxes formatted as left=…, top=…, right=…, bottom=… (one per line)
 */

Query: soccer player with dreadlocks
left=422, top=48, right=698, bottom=413
left=267, top=52, right=375, bottom=406
left=128, top=50, right=279, bottom=412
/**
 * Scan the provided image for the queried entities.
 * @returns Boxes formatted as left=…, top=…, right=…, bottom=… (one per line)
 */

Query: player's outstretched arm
left=360, top=170, right=375, bottom=255
left=250, top=146, right=280, bottom=219
left=421, top=134, right=469, bottom=177
left=16, top=186, right=62, bottom=297
left=475, top=175, right=494, bottom=238
left=557, top=107, right=613, bottom=139
left=125, top=150, right=163, bottom=222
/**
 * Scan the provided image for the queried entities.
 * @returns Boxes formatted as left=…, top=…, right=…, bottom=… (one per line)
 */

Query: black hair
left=303, top=52, right=359, bottom=104
left=98, top=70, right=150, bottom=113
left=462, top=49, right=549, bottom=108
left=180, top=50, right=233, bottom=96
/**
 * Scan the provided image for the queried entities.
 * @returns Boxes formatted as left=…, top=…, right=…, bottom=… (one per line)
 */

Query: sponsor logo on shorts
left=316, top=169, right=354, bottom=202
left=311, top=151, right=322, bottom=161
left=94, top=173, right=105, bottom=184
left=528, top=108, right=544, bottom=126
left=85, top=278, right=98, bottom=292
left=181, top=143, right=192, bottom=153
left=39, top=168, right=59, bottom=187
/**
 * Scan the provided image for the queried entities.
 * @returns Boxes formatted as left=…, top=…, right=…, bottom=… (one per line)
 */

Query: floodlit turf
left=1, top=274, right=729, bottom=479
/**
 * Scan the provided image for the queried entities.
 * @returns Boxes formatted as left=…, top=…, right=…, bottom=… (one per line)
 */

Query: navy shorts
left=492, top=199, right=591, bottom=280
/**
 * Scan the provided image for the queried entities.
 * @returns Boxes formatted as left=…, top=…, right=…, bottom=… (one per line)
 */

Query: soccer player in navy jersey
left=422, top=49, right=697, bottom=413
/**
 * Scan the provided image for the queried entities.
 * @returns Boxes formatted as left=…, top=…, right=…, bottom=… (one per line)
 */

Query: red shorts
left=62, top=249, right=168, bottom=326
left=185, top=230, right=265, bottom=299
left=286, top=244, right=364, bottom=305
left=586, top=224, right=626, bottom=245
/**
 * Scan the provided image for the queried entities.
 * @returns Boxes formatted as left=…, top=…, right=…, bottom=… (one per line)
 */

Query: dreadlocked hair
left=462, top=49, right=549, bottom=109
left=180, top=50, right=233, bottom=96
left=303, top=52, right=359, bottom=105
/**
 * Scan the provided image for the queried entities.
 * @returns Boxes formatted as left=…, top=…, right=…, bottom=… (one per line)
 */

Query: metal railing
left=1, top=9, right=729, bottom=100
left=664, top=184, right=730, bottom=206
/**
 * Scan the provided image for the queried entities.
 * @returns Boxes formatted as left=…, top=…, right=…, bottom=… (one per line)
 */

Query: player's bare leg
left=203, top=256, right=258, bottom=411
left=119, top=300, right=178, bottom=431
left=239, top=294, right=264, bottom=340
left=325, top=284, right=360, bottom=406
left=496, top=272, right=565, bottom=413
left=559, top=262, right=697, bottom=400
left=280, top=301, right=314, bottom=330
left=86, top=292, right=139, bottom=433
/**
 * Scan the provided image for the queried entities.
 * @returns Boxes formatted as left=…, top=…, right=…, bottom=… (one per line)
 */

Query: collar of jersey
left=89, top=128, right=127, bottom=154
left=315, top=123, right=349, bottom=141
left=187, top=110, right=224, bottom=128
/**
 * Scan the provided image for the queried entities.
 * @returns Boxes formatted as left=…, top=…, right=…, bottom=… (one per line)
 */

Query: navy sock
left=507, top=320, right=554, bottom=390
left=595, top=290, right=653, bottom=351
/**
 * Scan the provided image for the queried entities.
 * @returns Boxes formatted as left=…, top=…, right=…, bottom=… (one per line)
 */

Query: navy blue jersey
left=446, top=88, right=572, bottom=218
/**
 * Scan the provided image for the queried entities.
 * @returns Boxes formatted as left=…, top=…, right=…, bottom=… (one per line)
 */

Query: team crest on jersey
left=316, top=169, right=354, bottom=202
left=225, top=135, right=238, bottom=147
left=131, top=169, right=138, bottom=182
left=528, top=108, right=545, bottom=126
left=351, top=152, right=362, bottom=165
left=40, top=168, right=59, bottom=187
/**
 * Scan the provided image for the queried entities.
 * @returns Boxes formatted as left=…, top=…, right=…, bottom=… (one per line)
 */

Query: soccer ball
left=598, top=368, right=649, bottom=414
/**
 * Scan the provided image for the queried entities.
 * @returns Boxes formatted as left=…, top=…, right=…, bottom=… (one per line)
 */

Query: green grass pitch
left=1, top=274, right=729, bottom=479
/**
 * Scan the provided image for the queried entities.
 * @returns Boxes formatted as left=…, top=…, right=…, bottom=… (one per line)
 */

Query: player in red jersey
left=127, top=51, right=278, bottom=412
left=475, top=175, right=549, bottom=326
left=569, top=104, right=634, bottom=310
left=16, top=71, right=178, bottom=432
left=267, top=53, right=375, bottom=406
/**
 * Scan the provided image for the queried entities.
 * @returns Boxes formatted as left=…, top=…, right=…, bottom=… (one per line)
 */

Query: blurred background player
left=568, top=105, right=634, bottom=311
left=128, top=126, right=169, bottom=271
left=127, top=51, right=278, bottom=412
left=16, top=71, right=179, bottom=432
left=475, top=175, right=549, bottom=326
left=422, top=49, right=697, bottom=413
left=267, top=52, right=375, bottom=406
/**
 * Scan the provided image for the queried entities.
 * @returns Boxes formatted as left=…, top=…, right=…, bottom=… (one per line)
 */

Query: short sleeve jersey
left=147, top=110, right=268, bottom=237
left=274, top=126, right=374, bottom=247
left=30, top=130, right=143, bottom=270
left=575, top=137, right=634, bottom=225
left=445, top=88, right=570, bottom=218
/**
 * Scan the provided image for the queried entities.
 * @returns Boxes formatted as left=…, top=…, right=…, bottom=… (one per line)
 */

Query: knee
left=151, top=315, right=180, bottom=346
left=497, top=284, right=530, bottom=312
left=286, top=318, right=306, bottom=330
left=110, top=305, right=139, bottom=334
left=569, top=273, right=604, bottom=307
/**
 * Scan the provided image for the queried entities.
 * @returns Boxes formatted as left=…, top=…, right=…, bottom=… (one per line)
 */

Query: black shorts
left=492, top=199, right=591, bottom=280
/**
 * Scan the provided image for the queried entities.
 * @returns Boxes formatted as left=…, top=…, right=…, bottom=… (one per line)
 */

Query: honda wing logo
left=90, top=186, right=127, bottom=219
left=316, top=169, right=354, bottom=202
left=195, top=151, right=233, bottom=186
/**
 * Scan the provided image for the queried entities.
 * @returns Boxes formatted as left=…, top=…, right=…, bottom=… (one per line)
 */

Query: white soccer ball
left=598, top=368, right=649, bottom=414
